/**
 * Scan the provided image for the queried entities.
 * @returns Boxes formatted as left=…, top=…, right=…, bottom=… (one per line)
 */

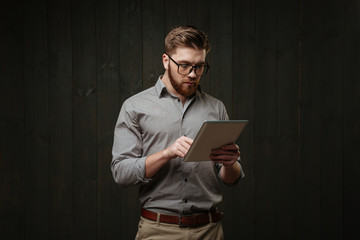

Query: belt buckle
left=178, top=216, right=186, bottom=228
left=179, top=215, right=200, bottom=228
left=178, top=216, right=192, bottom=228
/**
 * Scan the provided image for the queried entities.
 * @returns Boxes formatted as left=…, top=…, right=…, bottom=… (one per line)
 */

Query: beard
left=168, top=65, right=199, bottom=98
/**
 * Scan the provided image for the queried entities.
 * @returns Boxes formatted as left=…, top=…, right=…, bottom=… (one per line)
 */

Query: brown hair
left=164, top=25, right=210, bottom=56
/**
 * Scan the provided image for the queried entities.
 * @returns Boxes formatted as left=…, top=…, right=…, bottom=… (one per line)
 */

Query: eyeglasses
left=168, top=55, right=209, bottom=76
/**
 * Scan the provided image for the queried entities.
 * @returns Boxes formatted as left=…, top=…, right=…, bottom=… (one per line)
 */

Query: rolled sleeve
left=214, top=158, right=245, bottom=186
left=111, top=156, right=151, bottom=187
left=111, top=101, right=151, bottom=187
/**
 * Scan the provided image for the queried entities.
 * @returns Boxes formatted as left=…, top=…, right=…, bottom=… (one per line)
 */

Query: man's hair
left=164, top=25, right=210, bottom=56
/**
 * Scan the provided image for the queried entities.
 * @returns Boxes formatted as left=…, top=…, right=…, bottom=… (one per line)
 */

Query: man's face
left=166, top=47, right=206, bottom=98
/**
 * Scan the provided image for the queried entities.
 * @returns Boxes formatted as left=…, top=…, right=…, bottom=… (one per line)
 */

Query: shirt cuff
left=136, top=156, right=152, bottom=184
left=217, top=160, right=245, bottom=186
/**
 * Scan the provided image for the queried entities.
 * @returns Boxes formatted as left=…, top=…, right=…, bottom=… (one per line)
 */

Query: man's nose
left=187, top=67, right=197, bottom=78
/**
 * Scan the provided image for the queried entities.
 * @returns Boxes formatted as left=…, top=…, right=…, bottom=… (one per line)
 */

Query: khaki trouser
left=135, top=216, right=224, bottom=240
left=135, top=217, right=224, bottom=240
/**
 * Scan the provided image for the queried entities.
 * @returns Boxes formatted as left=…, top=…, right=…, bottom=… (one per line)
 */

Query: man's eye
left=195, top=65, right=205, bottom=69
left=180, top=64, right=190, bottom=69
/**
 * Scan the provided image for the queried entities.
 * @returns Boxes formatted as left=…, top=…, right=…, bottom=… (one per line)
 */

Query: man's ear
left=162, top=54, right=169, bottom=70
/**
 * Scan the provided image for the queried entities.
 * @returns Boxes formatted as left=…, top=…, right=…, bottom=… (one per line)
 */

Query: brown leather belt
left=141, top=208, right=224, bottom=227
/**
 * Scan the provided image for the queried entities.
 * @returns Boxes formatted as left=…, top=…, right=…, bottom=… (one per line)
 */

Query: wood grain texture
left=0, top=0, right=358, bottom=239
left=47, top=0, right=74, bottom=239
left=23, top=0, right=50, bottom=239
left=72, top=0, right=97, bottom=239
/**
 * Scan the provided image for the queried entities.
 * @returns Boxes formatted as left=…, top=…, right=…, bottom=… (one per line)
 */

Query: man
left=111, top=25, right=244, bottom=240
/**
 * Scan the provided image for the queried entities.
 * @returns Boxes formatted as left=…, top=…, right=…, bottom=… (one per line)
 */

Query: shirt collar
left=155, top=76, right=167, bottom=98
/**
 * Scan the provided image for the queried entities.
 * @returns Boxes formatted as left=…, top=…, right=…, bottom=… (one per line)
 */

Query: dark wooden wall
left=1, top=0, right=359, bottom=239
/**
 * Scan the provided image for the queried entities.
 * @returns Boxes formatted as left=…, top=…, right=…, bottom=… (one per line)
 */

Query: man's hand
left=164, top=136, right=193, bottom=159
left=210, top=144, right=240, bottom=166
left=145, top=136, right=193, bottom=178
left=210, top=143, right=242, bottom=184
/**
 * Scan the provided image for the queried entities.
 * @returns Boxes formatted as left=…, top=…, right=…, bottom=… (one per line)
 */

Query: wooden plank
left=187, top=0, right=211, bottom=34
left=319, top=0, right=344, bottom=239
left=208, top=0, right=234, bottom=237
left=72, top=0, right=97, bottom=239
left=142, top=0, right=165, bottom=89
left=0, top=2, right=25, bottom=240
left=298, top=0, right=323, bottom=239
left=119, top=0, right=143, bottom=103
left=231, top=0, right=255, bottom=239
left=23, top=0, right=50, bottom=238
left=253, top=0, right=278, bottom=238
left=343, top=0, right=360, bottom=239
left=276, top=1, right=300, bottom=239
left=209, top=0, right=233, bottom=116
left=95, top=0, right=122, bottom=239
left=47, top=0, right=74, bottom=239
left=118, top=0, right=143, bottom=239
left=165, top=1, right=188, bottom=33
left=187, top=0, right=212, bottom=94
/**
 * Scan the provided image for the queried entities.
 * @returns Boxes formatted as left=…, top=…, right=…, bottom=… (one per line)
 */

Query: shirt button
left=184, top=178, right=187, bottom=182
left=184, top=199, right=188, bottom=203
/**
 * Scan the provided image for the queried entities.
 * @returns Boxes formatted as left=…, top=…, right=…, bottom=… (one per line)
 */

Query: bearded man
left=111, top=25, right=244, bottom=240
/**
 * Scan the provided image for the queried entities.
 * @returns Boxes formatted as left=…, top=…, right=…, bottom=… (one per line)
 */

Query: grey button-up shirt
left=111, top=77, right=243, bottom=216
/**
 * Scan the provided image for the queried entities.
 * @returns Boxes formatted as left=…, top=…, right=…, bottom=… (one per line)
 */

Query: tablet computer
left=183, top=120, right=249, bottom=162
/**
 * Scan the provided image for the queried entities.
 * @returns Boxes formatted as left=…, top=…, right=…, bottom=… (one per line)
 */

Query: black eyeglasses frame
left=167, top=55, right=209, bottom=76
